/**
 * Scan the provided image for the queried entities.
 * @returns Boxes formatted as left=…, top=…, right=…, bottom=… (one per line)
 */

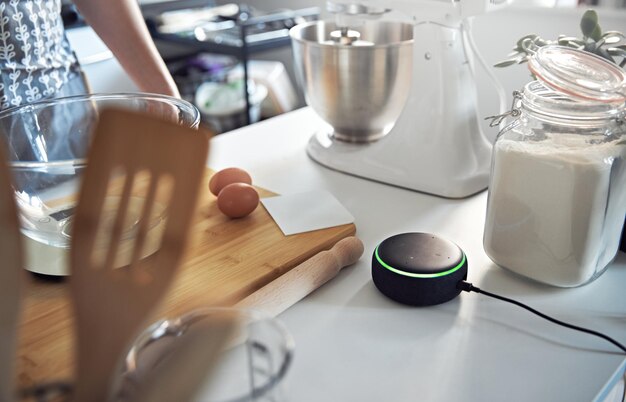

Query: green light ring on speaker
left=374, top=246, right=466, bottom=278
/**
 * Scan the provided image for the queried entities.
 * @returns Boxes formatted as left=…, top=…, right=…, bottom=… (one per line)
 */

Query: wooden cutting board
left=16, top=168, right=356, bottom=388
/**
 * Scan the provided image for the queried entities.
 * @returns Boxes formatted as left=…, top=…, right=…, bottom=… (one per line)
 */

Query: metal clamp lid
left=485, top=91, right=523, bottom=128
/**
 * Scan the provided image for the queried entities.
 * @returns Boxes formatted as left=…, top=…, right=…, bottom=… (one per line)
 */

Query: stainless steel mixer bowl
left=290, top=20, right=413, bottom=143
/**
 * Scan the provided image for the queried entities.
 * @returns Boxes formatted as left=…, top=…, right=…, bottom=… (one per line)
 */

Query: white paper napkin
left=261, top=190, right=355, bottom=236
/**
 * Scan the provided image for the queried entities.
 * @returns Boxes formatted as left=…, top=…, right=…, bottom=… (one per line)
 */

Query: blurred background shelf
left=63, top=0, right=318, bottom=133
left=141, top=1, right=319, bottom=132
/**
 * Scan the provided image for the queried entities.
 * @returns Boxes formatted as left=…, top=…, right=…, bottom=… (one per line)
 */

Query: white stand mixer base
left=307, top=128, right=490, bottom=199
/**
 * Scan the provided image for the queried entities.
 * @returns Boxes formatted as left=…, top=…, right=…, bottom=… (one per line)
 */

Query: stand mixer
left=290, top=0, right=506, bottom=198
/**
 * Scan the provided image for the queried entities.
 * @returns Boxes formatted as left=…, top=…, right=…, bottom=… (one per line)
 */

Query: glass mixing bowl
left=0, top=93, right=200, bottom=275
left=119, top=307, right=294, bottom=402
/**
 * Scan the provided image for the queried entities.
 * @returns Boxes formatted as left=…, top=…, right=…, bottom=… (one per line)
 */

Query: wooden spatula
left=69, top=109, right=209, bottom=402
left=0, top=140, right=24, bottom=402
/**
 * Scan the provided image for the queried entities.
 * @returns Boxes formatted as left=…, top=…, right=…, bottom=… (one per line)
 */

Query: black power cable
left=457, top=281, right=626, bottom=354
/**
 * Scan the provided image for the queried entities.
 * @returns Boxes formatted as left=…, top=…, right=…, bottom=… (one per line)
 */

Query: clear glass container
left=17, top=308, right=295, bottom=402
left=119, top=307, right=294, bottom=402
left=483, top=46, right=626, bottom=287
left=0, top=93, right=200, bottom=276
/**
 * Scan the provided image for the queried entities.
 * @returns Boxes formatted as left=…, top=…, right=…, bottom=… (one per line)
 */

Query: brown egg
left=209, top=167, right=252, bottom=196
left=217, top=183, right=259, bottom=218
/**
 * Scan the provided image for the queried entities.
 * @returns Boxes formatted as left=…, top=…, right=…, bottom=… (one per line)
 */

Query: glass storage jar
left=483, top=46, right=626, bottom=287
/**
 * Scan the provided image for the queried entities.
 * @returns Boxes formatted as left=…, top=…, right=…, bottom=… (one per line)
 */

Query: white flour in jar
left=483, top=134, right=626, bottom=287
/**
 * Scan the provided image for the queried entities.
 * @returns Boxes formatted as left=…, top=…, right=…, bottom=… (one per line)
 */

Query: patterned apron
left=0, top=0, right=87, bottom=110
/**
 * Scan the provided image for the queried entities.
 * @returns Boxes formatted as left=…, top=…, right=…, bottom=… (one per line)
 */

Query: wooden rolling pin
left=235, top=236, right=364, bottom=316
left=116, top=236, right=364, bottom=402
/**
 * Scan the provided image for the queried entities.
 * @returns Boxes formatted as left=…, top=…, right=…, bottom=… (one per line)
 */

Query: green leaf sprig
left=495, top=10, right=626, bottom=69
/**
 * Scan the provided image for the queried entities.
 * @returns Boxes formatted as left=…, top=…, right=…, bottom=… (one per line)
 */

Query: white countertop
left=207, top=107, right=626, bottom=402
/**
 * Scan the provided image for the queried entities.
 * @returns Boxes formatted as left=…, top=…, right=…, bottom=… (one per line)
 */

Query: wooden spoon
left=0, top=140, right=24, bottom=402
left=69, top=109, right=209, bottom=402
